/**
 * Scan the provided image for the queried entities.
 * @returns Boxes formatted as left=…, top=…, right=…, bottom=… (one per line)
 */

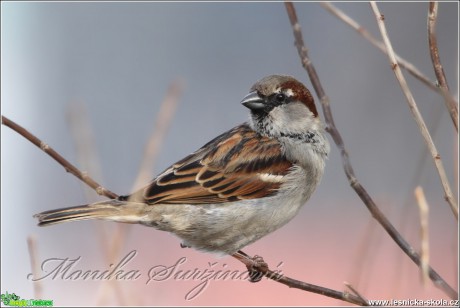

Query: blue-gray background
left=1, top=2, right=458, bottom=306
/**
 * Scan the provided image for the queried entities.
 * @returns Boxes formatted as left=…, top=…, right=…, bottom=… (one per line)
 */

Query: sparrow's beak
left=241, top=91, right=266, bottom=110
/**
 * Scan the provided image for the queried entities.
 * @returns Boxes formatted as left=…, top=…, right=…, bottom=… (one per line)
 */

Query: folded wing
left=127, top=124, right=292, bottom=205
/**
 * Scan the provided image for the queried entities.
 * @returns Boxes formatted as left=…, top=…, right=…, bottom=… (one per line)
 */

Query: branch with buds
left=284, top=0, right=457, bottom=300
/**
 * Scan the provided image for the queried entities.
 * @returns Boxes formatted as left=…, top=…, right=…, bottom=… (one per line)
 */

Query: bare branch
left=67, top=102, right=105, bottom=198
left=370, top=1, right=457, bottom=220
left=102, top=81, right=183, bottom=304
left=284, top=1, right=458, bottom=299
left=107, top=80, right=183, bottom=304
left=132, top=79, right=184, bottom=190
left=66, top=102, right=127, bottom=305
left=344, top=282, right=368, bottom=304
left=233, top=252, right=369, bottom=306
left=347, top=218, right=379, bottom=292
left=321, top=2, right=458, bottom=132
left=320, top=2, right=441, bottom=95
left=415, top=186, right=430, bottom=286
left=1, top=115, right=119, bottom=200
left=27, top=235, right=43, bottom=300
left=427, top=1, right=458, bottom=131
left=427, top=2, right=450, bottom=92
left=392, top=102, right=445, bottom=295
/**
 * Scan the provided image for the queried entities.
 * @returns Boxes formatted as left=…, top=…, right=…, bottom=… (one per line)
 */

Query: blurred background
left=1, top=2, right=458, bottom=306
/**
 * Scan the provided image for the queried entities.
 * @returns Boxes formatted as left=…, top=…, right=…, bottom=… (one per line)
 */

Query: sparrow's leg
left=232, top=250, right=268, bottom=283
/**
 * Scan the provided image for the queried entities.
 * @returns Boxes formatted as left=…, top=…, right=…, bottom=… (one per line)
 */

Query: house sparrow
left=35, top=75, right=330, bottom=256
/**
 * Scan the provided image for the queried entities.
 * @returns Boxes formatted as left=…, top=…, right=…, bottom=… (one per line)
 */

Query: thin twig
left=67, top=103, right=112, bottom=259
left=392, top=102, right=444, bottom=296
left=322, top=2, right=458, bottom=132
left=370, top=1, right=457, bottom=220
left=284, top=1, right=457, bottom=299
left=233, top=252, right=368, bottom=306
left=320, top=2, right=441, bottom=95
left=67, top=103, right=105, bottom=198
left=106, top=80, right=183, bottom=303
left=344, top=282, right=368, bottom=304
left=347, top=217, right=379, bottom=294
left=427, top=2, right=450, bottom=92
left=415, top=186, right=430, bottom=286
left=27, top=235, right=43, bottom=300
left=66, top=102, right=127, bottom=305
left=427, top=1, right=458, bottom=131
left=1, top=115, right=119, bottom=200
left=132, top=79, right=184, bottom=190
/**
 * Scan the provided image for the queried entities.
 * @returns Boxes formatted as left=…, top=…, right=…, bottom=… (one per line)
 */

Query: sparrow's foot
left=232, top=251, right=268, bottom=283
left=180, top=243, right=190, bottom=249
left=247, top=255, right=268, bottom=283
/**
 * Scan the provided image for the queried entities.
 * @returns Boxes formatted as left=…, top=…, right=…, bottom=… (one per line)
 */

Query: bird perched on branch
left=35, top=75, right=329, bottom=258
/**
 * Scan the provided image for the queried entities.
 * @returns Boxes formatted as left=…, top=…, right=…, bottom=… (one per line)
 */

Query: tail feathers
left=34, top=200, right=133, bottom=227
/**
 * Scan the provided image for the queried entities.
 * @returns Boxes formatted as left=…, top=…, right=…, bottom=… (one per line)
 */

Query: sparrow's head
left=241, top=75, right=321, bottom=137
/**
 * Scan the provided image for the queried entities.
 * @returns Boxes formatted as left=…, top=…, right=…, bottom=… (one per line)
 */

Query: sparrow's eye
left=276, top=93, right=286, bottom=103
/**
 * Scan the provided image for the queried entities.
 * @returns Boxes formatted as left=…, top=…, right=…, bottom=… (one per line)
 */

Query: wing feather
left=127, top=123, right=292, bottom=205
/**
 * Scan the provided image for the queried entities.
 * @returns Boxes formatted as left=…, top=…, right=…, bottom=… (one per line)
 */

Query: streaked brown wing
left=130, top=124, right=292, bottom=205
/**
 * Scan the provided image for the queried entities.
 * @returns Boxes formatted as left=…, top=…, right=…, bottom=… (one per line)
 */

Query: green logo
left=1, top=292, right=19, bottom=306
left=1, top=292, right=53, bottom=307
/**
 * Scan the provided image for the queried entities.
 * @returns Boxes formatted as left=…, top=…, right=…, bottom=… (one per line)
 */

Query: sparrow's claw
left=232, top=251, right=268, bottom=283
left=247, top=255, right=268, bottom=283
